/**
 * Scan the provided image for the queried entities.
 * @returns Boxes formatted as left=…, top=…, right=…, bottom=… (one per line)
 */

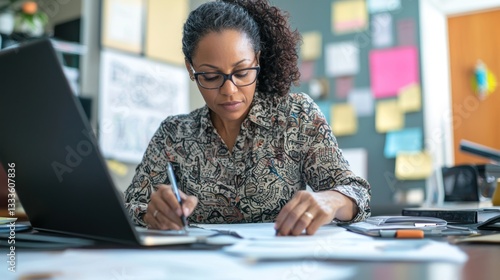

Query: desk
left=2, top=237, right=499, bottom=280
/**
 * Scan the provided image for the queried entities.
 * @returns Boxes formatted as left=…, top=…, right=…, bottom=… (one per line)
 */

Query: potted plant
left=13, top=1, right=48, bottom=37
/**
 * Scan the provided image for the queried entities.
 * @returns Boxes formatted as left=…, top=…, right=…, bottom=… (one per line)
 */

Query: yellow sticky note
left=301, top=32, right=322, bottom=61
left=398, top=83, right=421, bottom=112
left=331, top=103, right=358, bottom=136
left=107, top=160, right=129, bottom=176
left=145, top=0, right=189, bottom=65
left=332, top=0, right=368, bottom=34
left=375, top=99, right=404, bottom=133
left=395, top=151, right=433, bottom=180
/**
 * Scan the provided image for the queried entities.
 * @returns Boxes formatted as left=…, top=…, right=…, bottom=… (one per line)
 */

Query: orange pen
left=380, top=229, right=425, bottom=239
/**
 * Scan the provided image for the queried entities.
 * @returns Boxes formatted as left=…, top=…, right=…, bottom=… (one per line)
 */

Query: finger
left=155, top=212, right=182, bottom=230
left=277, top=199, right=309, bottom=236
left=152, top=202, right=182, bottom=231
left=144, top=212, right=155, bottom=228
left=182, top=195, right=199, bottom=216
left=151, top=187, right=183, bottom=227
left=179, top=190, right=188, bottom=200
left=158, top=185, right=184, bottom=218
left=275, top=193, right=301, bottom=229
left=305, top=214, right=326, bottom=235
left=289, top=209, right=317, bottom=236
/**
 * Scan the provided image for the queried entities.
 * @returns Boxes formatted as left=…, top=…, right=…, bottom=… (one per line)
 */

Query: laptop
left=0, top=39, right=202, bottom=246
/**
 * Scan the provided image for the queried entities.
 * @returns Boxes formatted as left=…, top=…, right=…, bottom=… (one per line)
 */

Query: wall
left=272, top=0, right=425, bottom=209
left=41, top=0, right=82, bottom=31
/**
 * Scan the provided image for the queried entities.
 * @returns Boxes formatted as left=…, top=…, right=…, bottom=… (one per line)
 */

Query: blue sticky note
left=315, top=100, right=332, bottom=124
left=384, top=127, right=422, bottom=158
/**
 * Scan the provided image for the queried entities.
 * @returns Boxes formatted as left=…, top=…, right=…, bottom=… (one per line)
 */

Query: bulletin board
left=273, top=0, right=426, bottom=207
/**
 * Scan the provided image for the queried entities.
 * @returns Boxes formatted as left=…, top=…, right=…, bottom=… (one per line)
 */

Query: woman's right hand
left=144, top=184, right=198, bottom=230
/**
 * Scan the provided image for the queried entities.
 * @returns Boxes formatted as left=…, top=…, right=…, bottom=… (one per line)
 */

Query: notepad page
left=189, top=222, right=351, bottom=239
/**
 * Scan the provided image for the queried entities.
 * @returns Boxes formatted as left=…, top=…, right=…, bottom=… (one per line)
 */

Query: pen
left=380, top=229, right=476, bottom=238
left=166, top=162, right=188, bottom=231
left=380, top=229, right=424, bottom=239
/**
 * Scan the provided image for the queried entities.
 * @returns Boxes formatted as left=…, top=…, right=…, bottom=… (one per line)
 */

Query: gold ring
left=303, top=211, right=314, bottom=219
left=153, top=210, right=159, bottom=218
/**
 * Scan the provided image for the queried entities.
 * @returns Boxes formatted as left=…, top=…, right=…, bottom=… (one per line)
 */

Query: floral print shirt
left=124, top=92, right=371, bottom=226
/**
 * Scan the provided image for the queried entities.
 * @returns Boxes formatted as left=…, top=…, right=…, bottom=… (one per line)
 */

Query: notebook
left=0, top=38, right=217, bottom=246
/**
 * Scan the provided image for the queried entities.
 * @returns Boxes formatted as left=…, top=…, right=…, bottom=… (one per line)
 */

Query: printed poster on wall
left=99, top=50, right=189, bottom=163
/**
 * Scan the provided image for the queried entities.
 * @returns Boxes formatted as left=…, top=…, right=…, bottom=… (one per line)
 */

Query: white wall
left=42, top=0, right=82, bottom=31
left=419, top=0, right=500, bottom=204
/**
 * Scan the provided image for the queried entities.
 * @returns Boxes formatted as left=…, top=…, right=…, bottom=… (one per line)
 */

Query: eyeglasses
left=190, top=65, right=260, bottom=90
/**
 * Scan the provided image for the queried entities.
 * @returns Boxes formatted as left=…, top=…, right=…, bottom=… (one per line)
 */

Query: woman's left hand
left=274, top=190, right=354, bottom=236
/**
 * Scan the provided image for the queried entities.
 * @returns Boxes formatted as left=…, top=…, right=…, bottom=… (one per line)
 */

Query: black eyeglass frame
left=190, top=65, right=261, bottom=90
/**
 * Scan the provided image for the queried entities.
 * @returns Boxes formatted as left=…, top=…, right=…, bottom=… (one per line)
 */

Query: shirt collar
left=247, top=91, right=273, bottom=128
left=198, top=91, right=276, bottom=137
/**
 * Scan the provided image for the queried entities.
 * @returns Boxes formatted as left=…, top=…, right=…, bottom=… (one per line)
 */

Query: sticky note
left=348, top=88, right=374, bottom=117
left=331, top=103, right=358, bottom=136
left=300, top=60, right=315, bottom=82
left=369, top=47, right=419, bottom=99
left=367, top=0, right=401, bottom=13
left=384, top=128, right=422, bottom=158
left=301, top=32, right=322, bottom=61
left=375, top=99, right=404, bottom=133
left=397, top=18, right=416, bottom=46
left=398, top=83, right=421, bottom=112
left=332, top=0, right=368, bottom=34
left=395, top=151, right=433, bottom=180
left=335, top=76, right=354, bottom=99
left=316, top=101, right=332, bottom=122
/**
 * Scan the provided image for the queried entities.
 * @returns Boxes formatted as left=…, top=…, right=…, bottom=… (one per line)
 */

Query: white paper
left=191, top=222, right=353, bottom=240
left=347, top=87, right=374, bottom=117
left=372, top=13, right=393, bottom=48
left=325, top=42, right=359, bottom=77
left=9, top=250, right=355, bottom=280
left=225, top=239, right=468, bottom=263
left=99, top=50, right=189, bottom=163
left=341, top=148, right=368, bottom=180
left=107, top=0, right=143, bottom=46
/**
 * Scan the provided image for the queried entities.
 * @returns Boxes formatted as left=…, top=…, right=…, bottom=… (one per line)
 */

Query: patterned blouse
left=124, top=92, right=371, bottom=226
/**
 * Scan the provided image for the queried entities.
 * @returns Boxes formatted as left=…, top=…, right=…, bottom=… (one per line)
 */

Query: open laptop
left=0, top=39, right=202, bottom=246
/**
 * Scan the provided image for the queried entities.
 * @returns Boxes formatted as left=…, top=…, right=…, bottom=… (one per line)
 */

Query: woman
left=125, top=0, right=371, bottom=236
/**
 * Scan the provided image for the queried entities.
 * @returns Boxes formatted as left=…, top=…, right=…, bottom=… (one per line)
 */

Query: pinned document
left=325, top=42, right=360, bottom=77
left=372, top=13, right=393, bottom=48
left=348, top=88, right=374, bottom=117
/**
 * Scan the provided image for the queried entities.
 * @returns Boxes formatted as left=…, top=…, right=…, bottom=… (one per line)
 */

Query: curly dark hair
left=182, top=0, right=301, bottom=97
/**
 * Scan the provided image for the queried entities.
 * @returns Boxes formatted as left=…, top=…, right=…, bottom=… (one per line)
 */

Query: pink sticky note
left=299, top=60, right=315, bottom=82
left=369, top=47, right=419, bottom=99
left=335, top=76, right=354, bottom=99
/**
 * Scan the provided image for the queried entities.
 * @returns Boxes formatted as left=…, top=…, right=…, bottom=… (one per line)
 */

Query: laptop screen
left=0, top=39, right=139, bottom=244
